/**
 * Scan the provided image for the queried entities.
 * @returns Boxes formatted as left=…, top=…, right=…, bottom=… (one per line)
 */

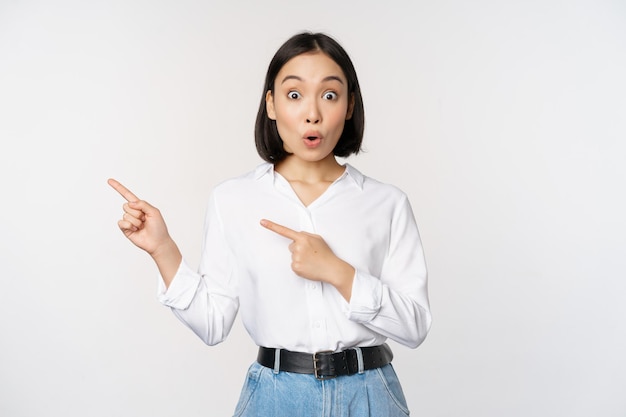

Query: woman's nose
left=305, top=100, right=321, bottom=124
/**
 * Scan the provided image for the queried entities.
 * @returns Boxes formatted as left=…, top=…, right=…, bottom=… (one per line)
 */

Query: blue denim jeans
left=233, top=361, right=410, bottom=417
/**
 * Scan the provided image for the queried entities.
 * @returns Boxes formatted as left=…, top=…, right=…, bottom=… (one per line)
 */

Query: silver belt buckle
left=313, top=350, right=336, bottom=380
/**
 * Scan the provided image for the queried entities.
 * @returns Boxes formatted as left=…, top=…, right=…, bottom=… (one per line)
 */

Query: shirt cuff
left=156, top=259, right=201, bottom=310
left=345, top=269, right=383, bottom=323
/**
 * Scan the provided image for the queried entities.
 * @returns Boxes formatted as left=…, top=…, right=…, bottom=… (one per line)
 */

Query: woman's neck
left=274, top=155, right=345, bottom=206
left=274, top=155, right=344, bottom=184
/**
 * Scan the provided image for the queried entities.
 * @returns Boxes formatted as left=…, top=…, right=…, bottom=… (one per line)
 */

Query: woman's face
left=266, top=51, right=354, bottom=164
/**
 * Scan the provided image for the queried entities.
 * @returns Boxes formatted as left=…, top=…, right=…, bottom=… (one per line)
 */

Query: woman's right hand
left=108, top=178, right=173, bottom=256
left=108, top=178, right=182, bottom=287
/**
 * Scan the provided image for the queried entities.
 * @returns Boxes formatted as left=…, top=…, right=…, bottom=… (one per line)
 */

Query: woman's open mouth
left=303, top=131, right=322, bottom=148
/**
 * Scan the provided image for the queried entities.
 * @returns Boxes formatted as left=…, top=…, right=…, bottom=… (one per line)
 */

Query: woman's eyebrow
left=280, top=75, right=302, bottom=84
left=280, top=75, right=345, bottom=85
left=322, top=75, right=345, bottom=84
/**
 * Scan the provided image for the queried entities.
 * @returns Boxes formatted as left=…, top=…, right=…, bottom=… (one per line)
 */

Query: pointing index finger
left=260, top=219, right=300, bottom=240
left=107, top=178, right=140, bottom=202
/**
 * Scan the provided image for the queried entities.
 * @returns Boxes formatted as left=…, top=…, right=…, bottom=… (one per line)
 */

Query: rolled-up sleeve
left=155, top=192, right=240, bottom=346
left=157, top=259, right=201, bottom=309
left=346, top=195, right=431, bottom=349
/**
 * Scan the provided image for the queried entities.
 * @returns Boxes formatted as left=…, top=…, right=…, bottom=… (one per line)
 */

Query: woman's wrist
left=329, top=260, right=355, bottom=302
left=150, top=239, right=183, bottom=288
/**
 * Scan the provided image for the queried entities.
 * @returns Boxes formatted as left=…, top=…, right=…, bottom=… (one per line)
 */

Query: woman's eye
left=323, top=91, right=338, bottom=100
left=288, top=91, right=301, bottom=99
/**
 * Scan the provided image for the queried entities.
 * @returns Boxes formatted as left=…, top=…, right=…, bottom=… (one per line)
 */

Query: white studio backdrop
left=1, top=0, right=625, bottom=416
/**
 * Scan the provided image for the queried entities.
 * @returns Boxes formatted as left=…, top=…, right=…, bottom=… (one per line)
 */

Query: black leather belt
left=257, top=344, right=393, bottom=380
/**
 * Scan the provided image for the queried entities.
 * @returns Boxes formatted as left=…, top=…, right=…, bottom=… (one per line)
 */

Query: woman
left=109, top=31, right=431, bottom=416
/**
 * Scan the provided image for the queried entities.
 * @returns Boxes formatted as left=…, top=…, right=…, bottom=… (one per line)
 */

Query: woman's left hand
left=260, top=219, right=355, bottom=300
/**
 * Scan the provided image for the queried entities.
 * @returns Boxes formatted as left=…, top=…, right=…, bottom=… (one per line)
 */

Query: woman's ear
left=345, top=93, right=355, bottom=120
left=266, top=90, right=276, bottom=120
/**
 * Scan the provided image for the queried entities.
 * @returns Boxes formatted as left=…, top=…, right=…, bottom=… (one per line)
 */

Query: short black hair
left=255, top=32, right=365, bottom=163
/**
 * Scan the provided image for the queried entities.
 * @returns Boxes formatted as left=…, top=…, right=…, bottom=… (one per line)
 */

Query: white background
left=1, top=0, right=625, bottom=416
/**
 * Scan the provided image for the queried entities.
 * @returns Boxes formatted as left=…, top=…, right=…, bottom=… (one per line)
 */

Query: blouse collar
left=253, top=162, right=364, bottom=190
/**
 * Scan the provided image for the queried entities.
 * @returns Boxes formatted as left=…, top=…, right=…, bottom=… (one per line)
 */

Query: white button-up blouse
left=158, top=163, right=431, bottom=353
